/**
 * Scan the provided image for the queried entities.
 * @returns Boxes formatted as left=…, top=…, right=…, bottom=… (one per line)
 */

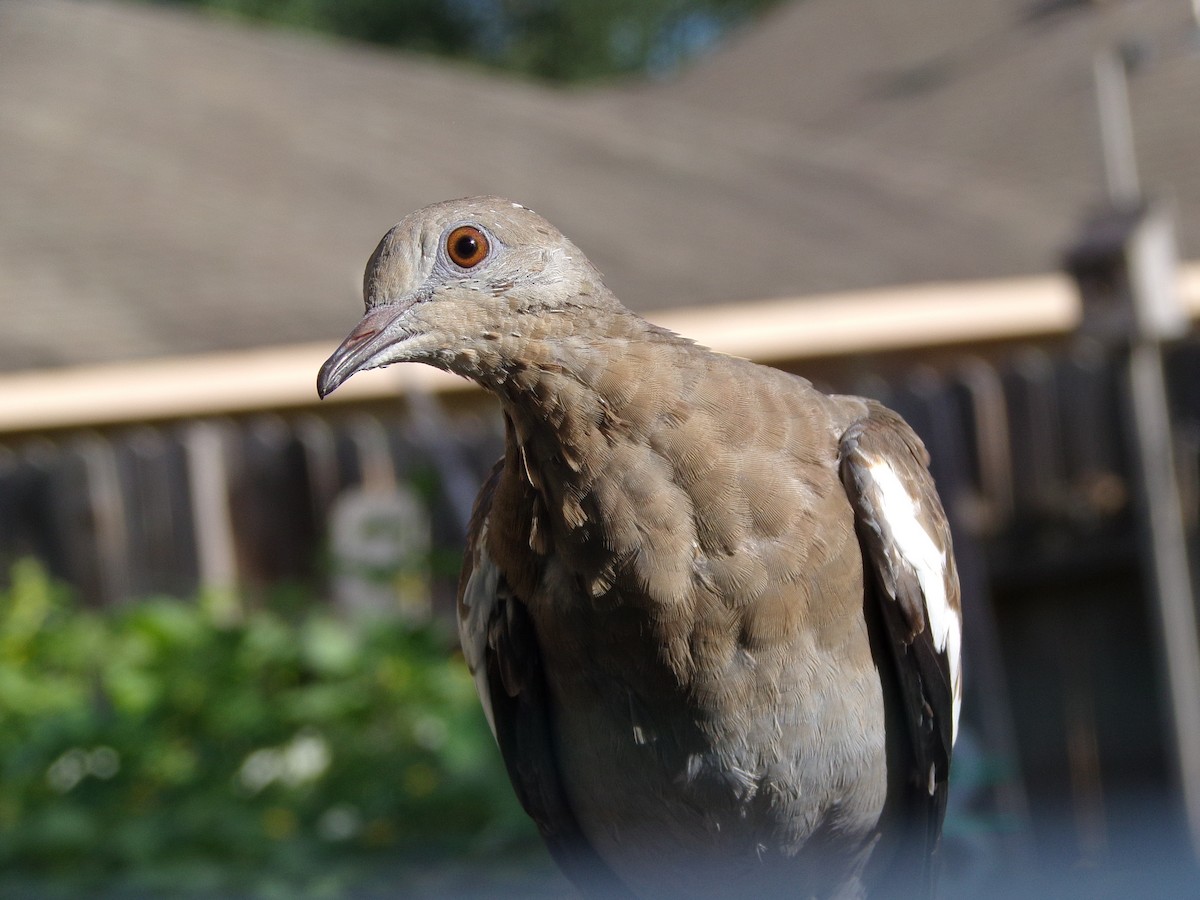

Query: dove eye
left=446, top=225, right=490, bottom=269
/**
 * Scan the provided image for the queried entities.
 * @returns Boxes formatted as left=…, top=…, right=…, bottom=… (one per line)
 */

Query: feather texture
left=319, top=197, right=963, bottom=899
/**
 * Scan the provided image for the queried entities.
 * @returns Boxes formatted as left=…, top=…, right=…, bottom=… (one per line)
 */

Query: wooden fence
left=2, top=267, right=1200, bottom=882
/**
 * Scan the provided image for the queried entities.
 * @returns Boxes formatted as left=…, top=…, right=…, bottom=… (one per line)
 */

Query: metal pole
left=1092, top=43, right=1200, bottom=859
left=1093, top=48, right=1141, bottom=207
left=1126, top=342, right=1200, bottom=859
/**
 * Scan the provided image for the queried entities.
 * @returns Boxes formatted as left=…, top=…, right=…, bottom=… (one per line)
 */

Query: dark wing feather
left=839, top=402, right=963, bottom=894
left=457, top=461, right=633, bottom=899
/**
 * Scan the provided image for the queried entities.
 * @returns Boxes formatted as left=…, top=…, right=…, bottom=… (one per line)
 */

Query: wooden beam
left=0, top=266, right=1197, bottom=434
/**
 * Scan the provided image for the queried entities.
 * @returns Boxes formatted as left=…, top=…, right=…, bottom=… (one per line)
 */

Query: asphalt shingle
left=0, top=0, right=1196, bottom=371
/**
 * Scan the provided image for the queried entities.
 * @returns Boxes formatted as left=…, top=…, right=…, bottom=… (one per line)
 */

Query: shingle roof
left=0, top=0, right=1196, bottom=372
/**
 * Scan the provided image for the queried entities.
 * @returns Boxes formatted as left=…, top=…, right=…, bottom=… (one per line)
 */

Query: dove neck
left=488, top=311, right=690, bottom=455
left=483, top=311, right=693, bottom=561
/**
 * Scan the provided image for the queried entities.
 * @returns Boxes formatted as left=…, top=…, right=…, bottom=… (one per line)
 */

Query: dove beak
left=316, top=304, right=411, bottom=399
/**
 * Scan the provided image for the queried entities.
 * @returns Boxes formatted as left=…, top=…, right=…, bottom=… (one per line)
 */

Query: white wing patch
left=460, top=521, right=500, bottom=740
left=868, top=458, right=963, bottom=744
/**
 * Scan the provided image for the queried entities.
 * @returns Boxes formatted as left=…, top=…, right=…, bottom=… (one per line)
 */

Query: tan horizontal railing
left=1, top=266, right=1198, bottom=434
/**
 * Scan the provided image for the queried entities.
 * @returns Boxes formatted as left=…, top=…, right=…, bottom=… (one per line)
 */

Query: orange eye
left=446, top=225, right=489, bottom=268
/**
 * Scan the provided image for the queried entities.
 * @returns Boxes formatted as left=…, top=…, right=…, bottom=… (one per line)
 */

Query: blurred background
left=2, top=0, right=1200, bottom=896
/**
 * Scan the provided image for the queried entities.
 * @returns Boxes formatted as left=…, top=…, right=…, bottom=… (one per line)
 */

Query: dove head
left=317, top=196, right=612, bottom=397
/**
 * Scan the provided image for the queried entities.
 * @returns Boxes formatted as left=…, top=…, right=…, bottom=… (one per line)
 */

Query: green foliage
left=0, top=560, right=542, bottom=897
left=147, top=0, right=785, bottom=83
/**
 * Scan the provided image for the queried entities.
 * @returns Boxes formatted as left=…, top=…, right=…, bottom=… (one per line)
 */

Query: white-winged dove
left=317, top=197, right=962, bottom=899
